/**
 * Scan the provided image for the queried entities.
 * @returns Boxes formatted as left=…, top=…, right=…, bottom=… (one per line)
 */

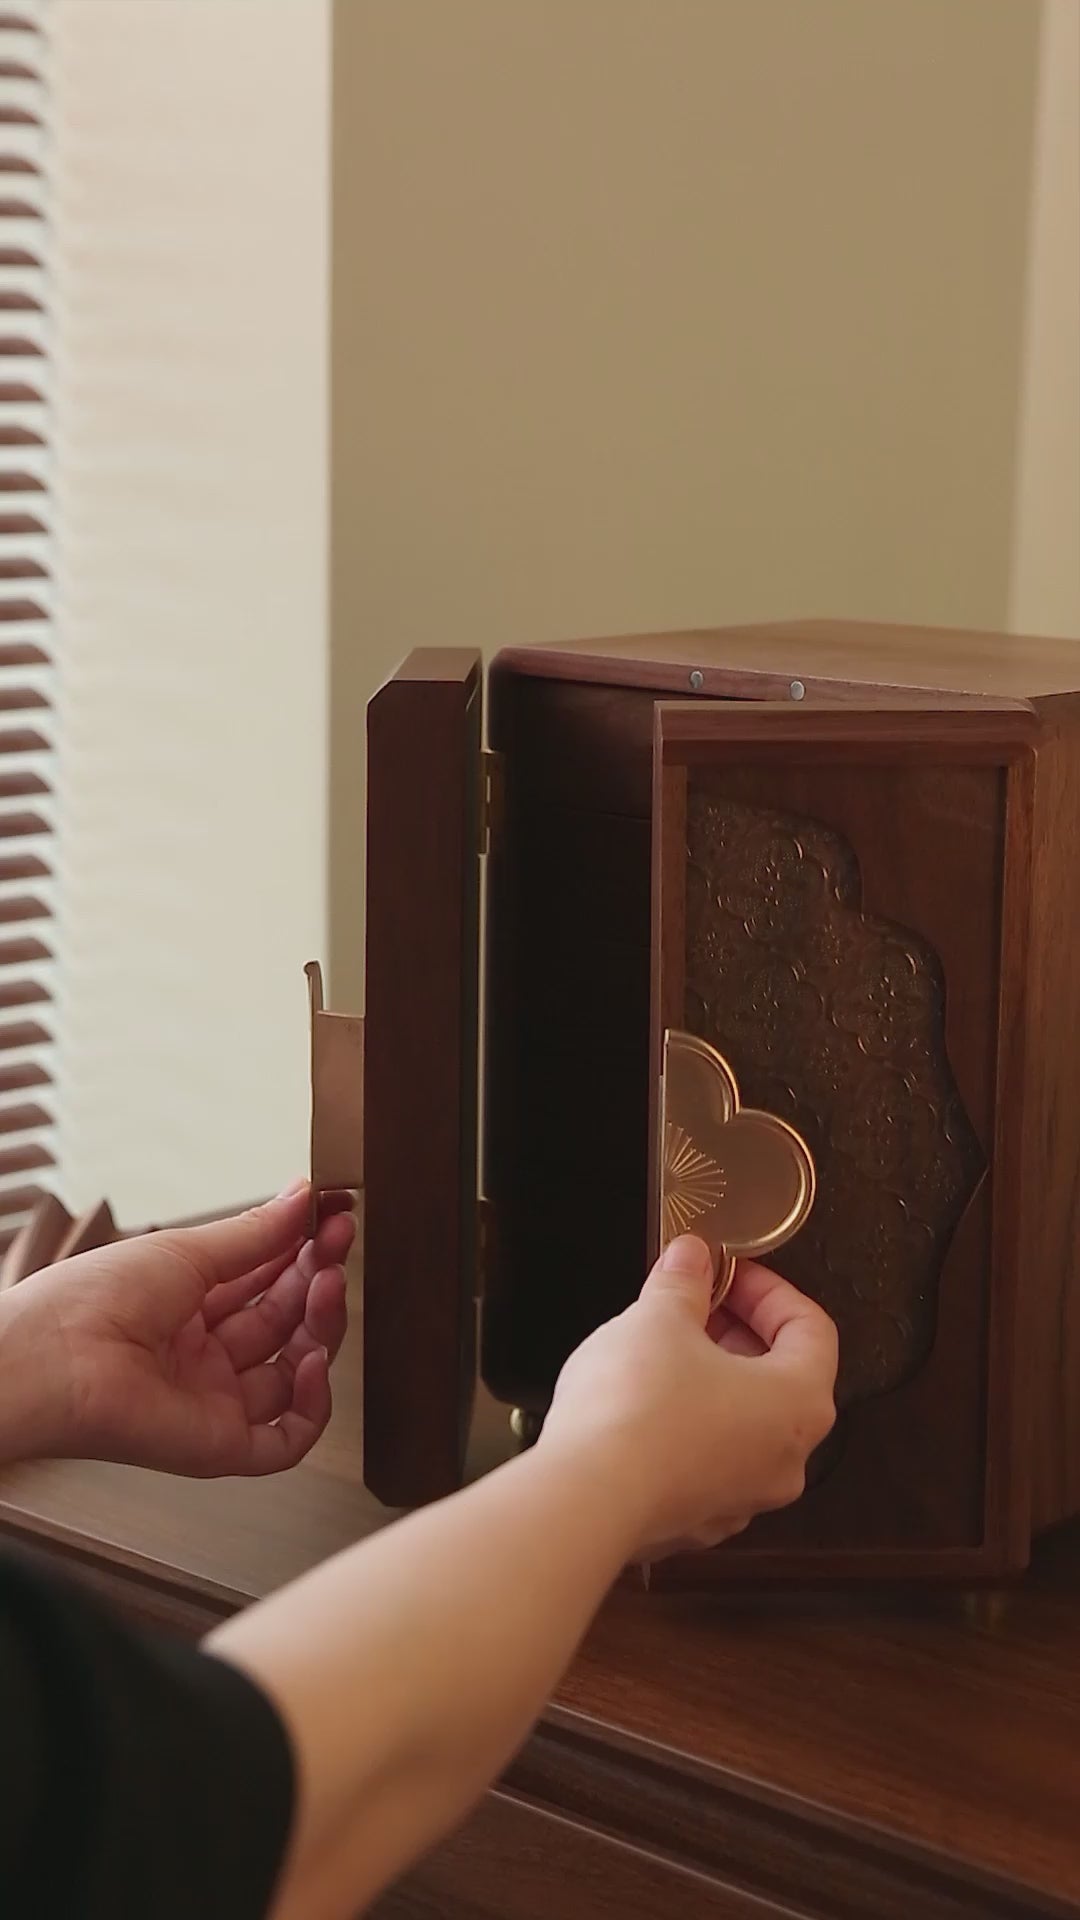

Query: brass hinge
left=478, top=750, right=504, bottom=857
left=305, top=961, right=365, bottom=1235
left=476, top=1196, right=496, bottom=1301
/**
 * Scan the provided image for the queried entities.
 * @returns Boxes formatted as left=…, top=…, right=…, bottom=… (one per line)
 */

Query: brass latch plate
left=306, top=960, right=364, bottom=1233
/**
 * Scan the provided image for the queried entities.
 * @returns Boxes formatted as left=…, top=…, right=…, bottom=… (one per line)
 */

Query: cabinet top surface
left=497, top=618, right=1080, bottom=699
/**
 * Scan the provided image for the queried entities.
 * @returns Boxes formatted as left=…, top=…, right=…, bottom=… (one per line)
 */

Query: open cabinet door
left=650, top=698, right=1037, bottom=1581
left=363, top=651, right=483, bottom=1507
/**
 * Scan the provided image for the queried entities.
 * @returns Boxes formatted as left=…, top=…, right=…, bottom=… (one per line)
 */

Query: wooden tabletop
left=0, top=1264, right=514, bottom=1607
left=561, top=1533, right=1080, bottom=1912
left=2, top=1262, right=1078, bottom=1915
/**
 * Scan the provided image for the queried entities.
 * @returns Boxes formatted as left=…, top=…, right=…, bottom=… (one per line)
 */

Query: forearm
left=0, top=1290, right=67, bottom=1467
left=209, top=1443, right=640, bottom=1920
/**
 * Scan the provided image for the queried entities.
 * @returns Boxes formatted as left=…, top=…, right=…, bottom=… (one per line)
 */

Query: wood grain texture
left=482, top=660, right=1049, bottom=1579
left=504, top=1717, right=1050, bottom=1920
left=552, top=1523, right=1080, bottom=1919
left=2, top=1208, right=1079, bottom=1914
left=4, top=1431, right=1080, bottom=1916
left=501, top=619, right=1080, bottom=701
left=1023, top=697, right=1080, bottom=1533
left=986, top=750, right=1038, bottom=1564
left=370, top=1787, right=793, bottom=1919
left=651, top=702, right=1037, bottom=1580
left=364, top=650, right=483, bottom=1506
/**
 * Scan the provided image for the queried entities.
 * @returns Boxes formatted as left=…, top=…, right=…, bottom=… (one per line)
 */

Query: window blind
left=0, top=2, right=54, bottom=1249
left=45, top=0, right=328, bottom=1223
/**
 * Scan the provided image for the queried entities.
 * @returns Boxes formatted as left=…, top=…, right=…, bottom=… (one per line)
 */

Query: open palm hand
left=2, top=1184, right=354, bottom=1477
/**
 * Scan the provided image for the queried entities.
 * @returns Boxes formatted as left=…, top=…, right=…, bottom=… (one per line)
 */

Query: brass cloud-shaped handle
left=660, top=1030, right=816, bottom=1307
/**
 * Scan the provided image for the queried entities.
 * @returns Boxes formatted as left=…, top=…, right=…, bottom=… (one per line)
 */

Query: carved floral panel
left=684, top=794, right=986, bottom=1407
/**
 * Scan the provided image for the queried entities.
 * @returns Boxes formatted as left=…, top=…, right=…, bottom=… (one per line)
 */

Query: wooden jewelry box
left=338, top=619, right=1080, bottom=1586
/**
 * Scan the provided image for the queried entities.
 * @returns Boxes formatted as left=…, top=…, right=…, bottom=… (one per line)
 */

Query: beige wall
left=331, top=0, right=1050, bottom=1006
left=43, top=1, right=1072, bottom=1217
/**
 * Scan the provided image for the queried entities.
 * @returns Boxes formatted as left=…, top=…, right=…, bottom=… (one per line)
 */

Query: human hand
left=538, top=1235, right=837, bottom=1561
left=0, top=1183, right=355, bottom=1477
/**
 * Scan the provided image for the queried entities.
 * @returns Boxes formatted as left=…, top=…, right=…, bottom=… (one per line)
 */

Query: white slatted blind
left=0, top=2, right=53, bottom=1250
left=48, top=1, right=328, bottom=1224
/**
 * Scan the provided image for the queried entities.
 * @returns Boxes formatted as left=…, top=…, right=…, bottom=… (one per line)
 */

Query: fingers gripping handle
left=659, top=1029, right=816, bottom=1308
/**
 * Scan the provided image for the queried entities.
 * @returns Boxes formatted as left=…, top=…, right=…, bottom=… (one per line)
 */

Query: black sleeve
left=0, top=1545, right=295, bottom=1920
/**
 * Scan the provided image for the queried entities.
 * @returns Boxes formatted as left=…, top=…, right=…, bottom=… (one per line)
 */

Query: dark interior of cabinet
left=481, top=669, right=672, bottom=1407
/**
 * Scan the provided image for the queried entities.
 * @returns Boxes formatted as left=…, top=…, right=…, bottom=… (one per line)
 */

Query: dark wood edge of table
left=520, top=1710, right=1067, bottom=1920
left=0, top=1497, right=1069, bottom=1920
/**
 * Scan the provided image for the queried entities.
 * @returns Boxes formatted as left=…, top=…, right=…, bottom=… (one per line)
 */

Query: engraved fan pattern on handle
left=683, top=795, right=986, bottom=1406
left=662, top=1126, right=727, bottom=1241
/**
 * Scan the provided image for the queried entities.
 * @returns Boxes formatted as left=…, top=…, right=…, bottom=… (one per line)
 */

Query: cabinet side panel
left=1027, top=698, right=1080, bottom=1533
left=363, top=654, right=481, bottom=1506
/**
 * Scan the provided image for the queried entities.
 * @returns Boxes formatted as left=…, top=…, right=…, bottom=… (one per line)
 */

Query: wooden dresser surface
left=1, top=1266, right=1077, bottom=1918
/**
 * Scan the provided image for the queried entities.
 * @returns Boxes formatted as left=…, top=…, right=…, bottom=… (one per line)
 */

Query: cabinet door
left=649, top=699, right=1037, bottom=1581
left=363, top=651, right=482, bottom=1508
